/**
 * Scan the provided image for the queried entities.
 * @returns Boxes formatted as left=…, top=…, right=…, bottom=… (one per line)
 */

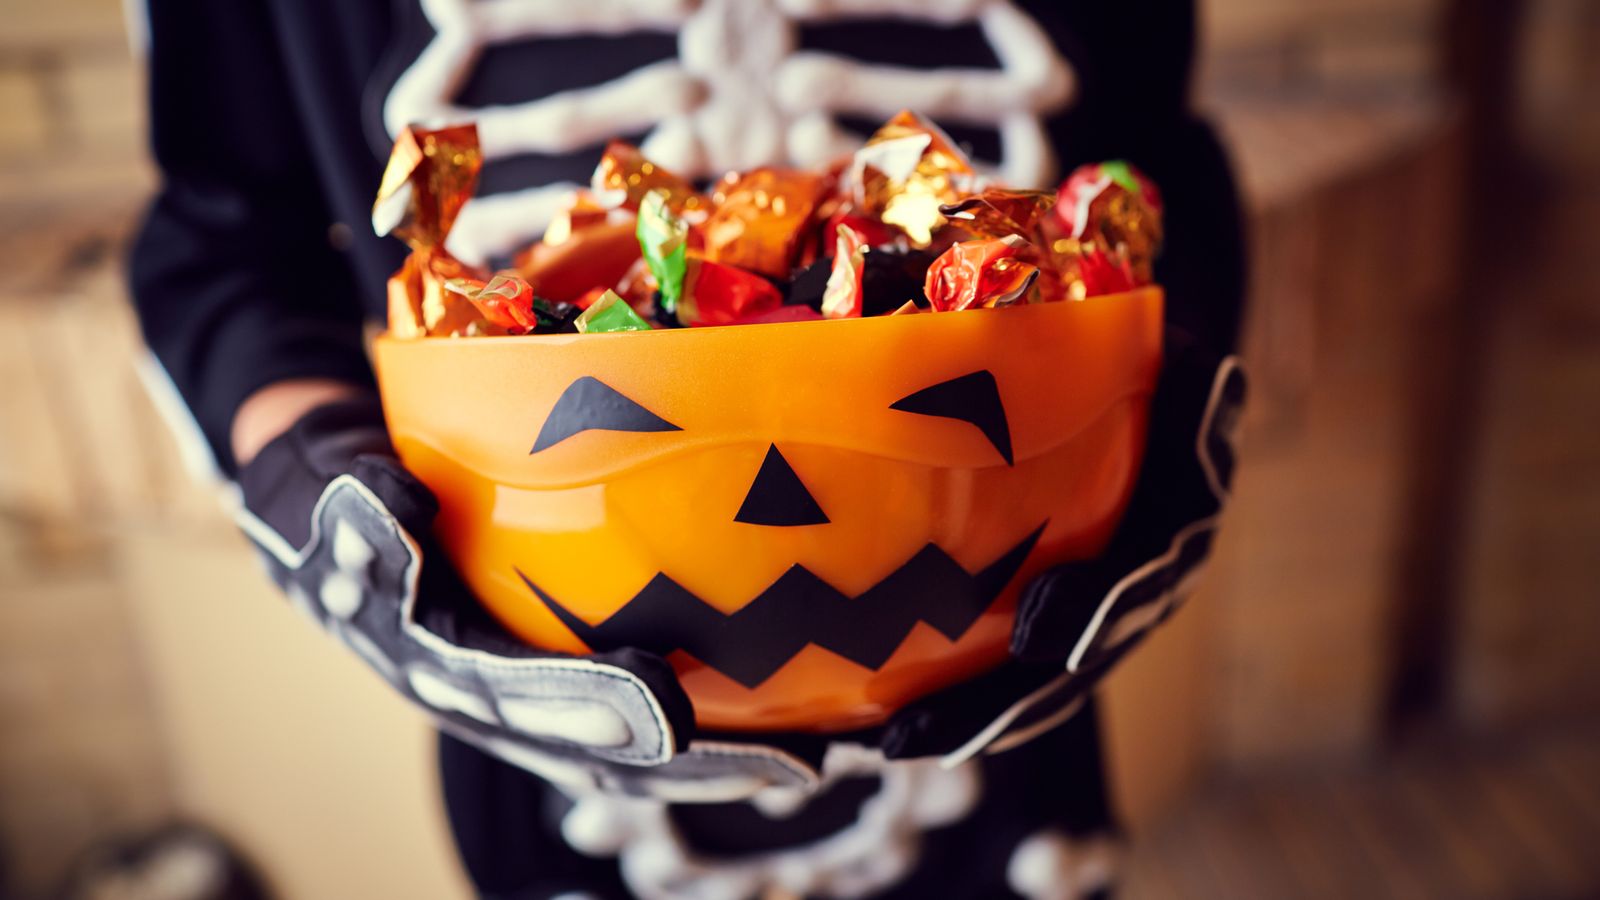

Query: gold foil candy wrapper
left=924, top=235, right=1041, bottom=312
left=419, top=251, right=493, bottom=335
left=849, top=110, right=976, bottom=247
left=940, top=189, right=1057, bottom=240
left=372, top=124, right=482, bottom=251
left=386, top=249, right=493, bottom=337
left=702, top=168, right=828, bottom=278
left=592, top=141, right=709, bottom=220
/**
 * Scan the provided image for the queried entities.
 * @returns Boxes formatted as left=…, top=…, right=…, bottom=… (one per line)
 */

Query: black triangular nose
left=734, top=445, right=829, bottom=526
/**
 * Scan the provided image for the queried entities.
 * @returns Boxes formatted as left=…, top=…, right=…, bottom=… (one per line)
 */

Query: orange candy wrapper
left=373, top=124, right=493, bottom=337
left=702, top=168, right=829, bottom=278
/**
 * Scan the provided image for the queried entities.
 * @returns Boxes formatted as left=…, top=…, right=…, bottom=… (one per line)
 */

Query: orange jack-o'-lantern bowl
left=372, top=287, right=1163, bottom=733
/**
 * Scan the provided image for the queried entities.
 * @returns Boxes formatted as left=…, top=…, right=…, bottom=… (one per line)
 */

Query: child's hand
left=231, top=393, right=820, bottom=798
left=879, top=330, right=1246, bottom=762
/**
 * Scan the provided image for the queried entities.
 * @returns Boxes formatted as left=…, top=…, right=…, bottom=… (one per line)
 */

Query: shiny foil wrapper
left=593, top=141, right=709, bottom=220
left=821, top=224, right=867, bottom=319
left=702, top=168, right=829, bottom=278
left=575, top=290, right=653, bottom=333
left=372, top=124, right=482, bottom=251
left=924, top=235, right=1041, bottom=312
left=940, top=189, right=1057, bottom=241
left=638, top=190, right=691, bottom=316
left=375, top=124, right=493, bottom=336
left=387, top=249, right=493, bottom=337
left=444, top=273, right=540, bottom=333
left=1055, top=161, right=1164, bottom=289
left=849, top=110, right=976, bottom=247
left=676, top=257, right=783, bottom=327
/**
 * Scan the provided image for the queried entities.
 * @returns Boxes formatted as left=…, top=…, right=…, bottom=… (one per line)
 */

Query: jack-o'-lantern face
left=373, top=288, right=1162, bottom=732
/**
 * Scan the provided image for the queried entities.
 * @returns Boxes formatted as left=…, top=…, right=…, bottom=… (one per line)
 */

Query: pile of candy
left=377, top=111, right=1163, bottom=338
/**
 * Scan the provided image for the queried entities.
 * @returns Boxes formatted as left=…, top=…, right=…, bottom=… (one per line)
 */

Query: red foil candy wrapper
left=1054, top=161, right=1164, bottom=291
left=924, top=235, right=1041, bottom=312
left=676, top=257, right=784, bottom=327
left=592, top=141, right=709, bottom=220
left=702, top=169, right=829, bottom=278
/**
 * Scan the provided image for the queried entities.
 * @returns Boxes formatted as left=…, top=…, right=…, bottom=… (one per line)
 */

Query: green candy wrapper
left=637, top=190, right=688, bottom=316
left=575, top=290, right=653, bottom=333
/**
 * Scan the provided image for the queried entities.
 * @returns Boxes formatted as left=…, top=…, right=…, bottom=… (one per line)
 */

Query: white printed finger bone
left=1006, top=830, right=1118, bottom=900
left=318, top=571, right=364, bottom=619
left=408, top=667, right=499, bottom=724
left=331, top=518, right=376, bottom=574
left=496, top=697, right=631, bottom=747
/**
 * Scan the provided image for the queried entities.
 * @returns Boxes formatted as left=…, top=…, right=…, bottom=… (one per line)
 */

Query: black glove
left=235, top=394, right=821, bottom=798
left=880, top=329, right=1246, bottom=760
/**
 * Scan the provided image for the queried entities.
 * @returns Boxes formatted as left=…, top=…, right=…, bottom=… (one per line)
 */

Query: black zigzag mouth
left=515, top=523, right=1045, bottom=689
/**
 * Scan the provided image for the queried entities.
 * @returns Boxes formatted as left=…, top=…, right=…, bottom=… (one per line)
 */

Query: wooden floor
left=1123, top=723, right=1600, bottom=900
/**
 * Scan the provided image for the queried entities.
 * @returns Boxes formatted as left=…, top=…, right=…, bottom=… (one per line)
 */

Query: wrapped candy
left=820, top=225, right=867, bottom=319
left=702, top=169, right=829, bottom=277
left=1054, top=161, right=1164, bottom=295
left=638, top=190, right=690, bottom=317
left=593, top=141, right=708, bottom=219
left=373, top=124, right=490, bottom=336
left=676, top=257, right=784, bottom=327
left=379, top=113, right=1167, bottom=340
left=924, top=235, right=1040, bottom=312
left=940, top=189, right=1057, bottom=240
left=575, top=290, right=654, bottom=333
left=848, top=110, right=976, bottom=247
left=443, top=273, right=539, bottom=333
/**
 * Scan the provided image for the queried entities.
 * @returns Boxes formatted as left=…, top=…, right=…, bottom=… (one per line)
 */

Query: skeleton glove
left=882, top=329, right=1247, bottom=761
left=234, top=394, right=706, bottom=788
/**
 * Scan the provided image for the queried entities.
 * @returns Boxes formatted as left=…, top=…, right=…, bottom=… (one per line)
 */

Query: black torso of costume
left=133, top=1, right=1242, bottom=895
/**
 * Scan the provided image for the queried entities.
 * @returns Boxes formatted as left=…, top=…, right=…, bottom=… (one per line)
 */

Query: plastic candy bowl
left=372, top=287, right=1163, bottom=733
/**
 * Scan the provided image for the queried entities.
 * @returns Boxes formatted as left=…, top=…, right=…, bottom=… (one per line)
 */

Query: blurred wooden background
left=1, top=0, right=1598, bottom=897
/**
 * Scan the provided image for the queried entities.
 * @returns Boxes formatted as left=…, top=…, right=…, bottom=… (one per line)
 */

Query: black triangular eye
left=531, top=377, right=680, bottom=453
left=890, top=370, right=1013, bottom=465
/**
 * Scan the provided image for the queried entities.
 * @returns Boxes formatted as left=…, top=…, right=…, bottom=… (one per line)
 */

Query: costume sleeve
left=128, top=0, right=376, bottom=475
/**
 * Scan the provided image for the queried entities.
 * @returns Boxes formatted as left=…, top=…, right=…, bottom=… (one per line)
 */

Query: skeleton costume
left=129, top=1, right=1246, bottom=898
